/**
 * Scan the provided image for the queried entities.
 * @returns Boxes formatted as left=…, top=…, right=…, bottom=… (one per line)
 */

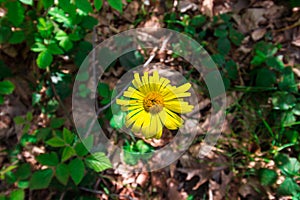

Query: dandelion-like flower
left=116, top=70, right=194, bottom=139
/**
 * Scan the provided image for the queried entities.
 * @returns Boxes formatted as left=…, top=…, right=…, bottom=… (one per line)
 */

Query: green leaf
left=31, top=43, right=47, bottom=52
left=46, top=137, right=65, bottom=147
left=55, top=163, right=69, bottom=185
left=255, top=68, right=276, bottom=87
left=81, top=16, right=98, bottom=30
left=50, top=118, right=65, bottom=128
left=85, top=152, right=112, bottom=172
left=42, top=0, right=54, bottom=9
left=229, top=27, right=244, bottom=46
left=107, top=0, right=122, bottom=12
left=110, top=111, right=126, bottom=129
left=272, top=92, right=296, bottom=110
left=19, top=0, right=33, bottom=5
left=293, top=103, right=300, bottom=116
left=266, top=56, right=284, bottom=71
left=0, top=26, right=12, bottom=44
left=9, top=31, right=25, bottom=44
left=36, top=152, right=59, bottom=166
left=6, top=1, right=25, bottom=26
left=0, top=80, right=14, bottom=95
left=15, top=163, right=31, bottom=180
left=47, top=43, right=64, bottom=55
left=225, top=60, right=238, bottom=80
left=285, top=129, right=299, bottom=143
left=98, top=83, right=110, bottom=98
left=278, top=177, right=300, bottom=196
left=61, top=146, right=75, bottom=162
left=17, top=180, right=29, bottom=189
left=190, top=15, right=206, bottom=28
left=279, top=67, right=297, bottom=92
left=0, top=60, right=12, bottom=79
left=10, top=189, right=25, bottom=200
left=37, top=50, right=53, bottom=69
left=74, top=142, right=89, bottom=157
left=63, top=128, right=74, bottom=144
left=136, top=140, right=151, bottom=154
left=29, top=168, right=54, bottom=190
left=68, top=158, right=85, bottom=185
left=94, top=0, right=103, bottom=10
left=75, top=135, right=93, bottom=156
left=258, top=168, right=278, bottom=186
left=217, top=37, right=231, bottom=55
left=37, top=18, right=54, bottom=38
left=75, top=0, right=93, bottom=14
left=214, top=28, right=228, bottom=38
left=275, top=154, right=300, bottom=176
left=48, top=7, right=72, bottom=27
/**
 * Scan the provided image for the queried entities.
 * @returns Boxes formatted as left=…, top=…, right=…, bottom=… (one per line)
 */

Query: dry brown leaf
left=201, top=0, right=214, bottom=18
left=251, top=28, right=267, bottom=41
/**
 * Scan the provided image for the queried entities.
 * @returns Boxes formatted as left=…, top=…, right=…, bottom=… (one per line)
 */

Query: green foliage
left=123, top=140, right=154, bottom=165
left=0, top=80, right=14, bottom=104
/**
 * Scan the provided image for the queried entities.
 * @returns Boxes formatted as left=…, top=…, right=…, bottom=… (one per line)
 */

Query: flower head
left=116, top=70, right=194, bottom=139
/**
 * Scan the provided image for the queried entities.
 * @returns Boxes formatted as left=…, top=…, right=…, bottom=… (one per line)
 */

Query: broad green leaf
left=190, top=15, right=206, bottom=28
left=285, top=129, right=299, bottom=143
left=278, top=177, right=300, bottom=196
left=94, top=0, right=103, bottom=10
left=50, top=118, right=65, bottom=128
left=46, top=137, right=65, bottom=147
left=255, top=68, right=276, bottom=87
left=63, top=128, right=74, bottom=144
left=136, top=140, right=152, bottom=154
left=272, top=92, right=296, bottom=110
left=258, top=168, right=278, bottom=186
left=98, top=83, right=110, bottom=98
left=61, top=146, right=75, bottom=162
left=107, top=0, right=122, bottom=12
left=214, top=28, right=228, bottom=38
left=47, top=43, right=64, bottom=55
left=75, top=0, right=93, bottom=14
left=68, top=158, right=85, bottom=185
left=55, top=163, right=69, bottom=185
left=29, top=169, right=54, bottom=190
left=293, top=103, right=300, bottom=116
left=0, top=95, right=3, bottom=104
left=81, top=16, right=98, bottom=30
left=110, top=111, right=126, bottom=129
left=0, top=26, right=12, bottom=44
left=9, top=31, right=25, bottom=44
left=225, top=60, right=238, bottom=80
left=17, top=180, right=29, bottom=189
left=279, top=67, right=297, bottom=92
left=31, top=43, right=47, bottom=52
left=6, top=1, right=25, bottom=26
left=37, top=18, right=54, bottom=38
left=266, top=56, right=284, bottom=71
left=0, top=80, right=14, bottom=95
left=229, top=27, right=244, bottom=46
left=37, top=50, right=53, bottom=69
left=36, top=152, right=59, bottom=166
left=15, top=163, right=31, bottom=180
left=48, top=7, right=72, bottom=27
left=275, top=154, right=300, bottom=176
left=19, top=0, right=33, bottom=5
left=217, top=37, right=231, bottom=55
left=75, top=142, right=89, bottom=157
left=10, top=189, right=24, bottom=200
left=85, top=152, right=112, bottom=172
left=42, top=0, right=54, bottom=9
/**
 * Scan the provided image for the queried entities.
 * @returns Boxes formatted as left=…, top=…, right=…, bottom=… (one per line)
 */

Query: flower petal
left=164, top=100, right=194, bottom=114
left=163, top=108, right=183, bottom=129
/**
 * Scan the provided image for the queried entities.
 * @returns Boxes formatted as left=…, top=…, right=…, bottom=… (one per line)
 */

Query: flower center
left=143, top=92, right=164, bottom=113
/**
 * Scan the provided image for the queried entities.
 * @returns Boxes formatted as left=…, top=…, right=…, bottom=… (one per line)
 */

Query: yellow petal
left=116, top=99, right=142, bottom=106
left=173, top=83, right=191, bottom=93
left=163, top=108, right=183, bottom=129
left=164, top=100, right=194, bottom=114
left=155, top=129, right=163, bottom=139
left=124, top=87, right=145, bottom=100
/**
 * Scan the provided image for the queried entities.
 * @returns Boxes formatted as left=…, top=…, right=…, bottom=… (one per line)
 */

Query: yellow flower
left=116, top=70, right=194, bottom=139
